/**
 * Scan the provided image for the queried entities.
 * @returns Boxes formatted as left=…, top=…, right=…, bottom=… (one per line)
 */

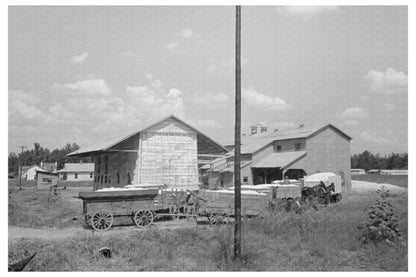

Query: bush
left=359, top=186, right=402, bottom=245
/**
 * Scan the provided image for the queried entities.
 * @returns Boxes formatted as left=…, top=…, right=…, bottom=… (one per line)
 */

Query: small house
left=36, top=171, right=58, bottom=190
left=57, top=163, right=95, bottom=181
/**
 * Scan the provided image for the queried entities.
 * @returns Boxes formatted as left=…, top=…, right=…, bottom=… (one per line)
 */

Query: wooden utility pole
left=234, top=5, right=242, bottom=259
left=18, top=146, right=26, bottom=187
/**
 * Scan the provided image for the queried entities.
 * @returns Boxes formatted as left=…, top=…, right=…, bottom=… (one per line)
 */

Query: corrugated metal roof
left=210, top=160, right=252, bottom=173
left=232, top=124, right=351, bottom=154
left=57, top=163, right=95, bottom=172
left=68, top=115, right=228, bottom=156
left=251, top=151, right=307, bottom=168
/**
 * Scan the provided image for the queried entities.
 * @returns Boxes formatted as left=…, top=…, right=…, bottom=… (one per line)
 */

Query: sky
left=8, top=5, right=408, bottom=155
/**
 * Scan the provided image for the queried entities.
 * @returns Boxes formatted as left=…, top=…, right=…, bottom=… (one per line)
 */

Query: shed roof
left=229, top=124, right=351, bottom=154
left=57, top=163, right=95, bottom=172
left=251, top=151, right=307, bottom=169
left=68, top=115, right=228, bottom=157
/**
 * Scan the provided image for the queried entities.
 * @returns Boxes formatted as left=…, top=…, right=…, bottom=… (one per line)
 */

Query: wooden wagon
left=78, top=189, right=163, bottom=231
left=78, top=188, right=210, bottom=231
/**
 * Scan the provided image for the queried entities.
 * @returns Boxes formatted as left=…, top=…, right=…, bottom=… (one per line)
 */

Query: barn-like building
left=68, top=115, right=228, bottom=191
left=203, top=124, right=352, bottom=192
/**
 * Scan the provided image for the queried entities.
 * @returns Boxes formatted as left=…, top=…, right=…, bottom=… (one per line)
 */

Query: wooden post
left=18, top=146, right=26, bottom=187
left=234, top=5, right=242, bottom=260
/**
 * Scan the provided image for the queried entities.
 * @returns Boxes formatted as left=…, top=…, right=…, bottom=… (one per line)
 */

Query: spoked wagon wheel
left=209, top=213, right=228, bottom=225
left=91, top=211, right=113, bottom=231
left=134, top=210, right=154, bottom=228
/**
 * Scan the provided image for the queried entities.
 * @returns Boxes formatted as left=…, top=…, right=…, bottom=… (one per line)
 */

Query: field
left=8, top=178, right=93, bottom=188
left=8, top=183, right=408, bottom=271
left=351, top=174, right=408, bottom=188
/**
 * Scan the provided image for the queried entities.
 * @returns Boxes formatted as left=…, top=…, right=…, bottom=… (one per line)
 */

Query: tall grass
left=8, top=190, right=407, bottom=271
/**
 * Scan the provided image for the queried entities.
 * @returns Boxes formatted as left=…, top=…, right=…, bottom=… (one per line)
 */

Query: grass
left=8, top=188, right=89, bottom=229
left=9, top=178, right=93, bottom=188
left=352, top=174, right=408, bottom=188
left=8, top=188, right=408, bottom=271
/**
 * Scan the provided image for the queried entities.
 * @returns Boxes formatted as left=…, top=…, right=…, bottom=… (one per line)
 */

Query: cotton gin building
left=68, top=115, right=228, bottom=191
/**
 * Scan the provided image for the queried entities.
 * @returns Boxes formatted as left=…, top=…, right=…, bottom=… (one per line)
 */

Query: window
left=100, top=175, right=103, bottom=184
left=90, top=173, right=93, bottom=179
left=243, top=177, right=248, bottom=183
left=42, top=178, right=52, bottom=183
left=74, top=173, right=78, bottom=179
left=104, top=176, right=108, bottom=183
left=275, top=145, right=282, bottom=152
left=295, top=143, right=301, bottom=151
left=117, top=172, right=120, bottom=184
left=127, top=173, right=132, bottom=185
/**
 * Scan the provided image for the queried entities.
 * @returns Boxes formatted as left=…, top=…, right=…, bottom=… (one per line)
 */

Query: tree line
left=351, top=151, right=408, bottom=171
left=8, top=142, right=91, bottom=177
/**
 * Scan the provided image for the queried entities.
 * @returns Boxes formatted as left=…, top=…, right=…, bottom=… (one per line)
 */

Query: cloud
left=192, top=92, right=229, bottom=106
left=361, top=131, right=390, bottom=145
left=180, top=28, right=193, bottom=38
left=242, top=87, right=290, bottom=111
left=276, top=6, right=339, bottom=16
left=193, top=119, right=222, bottom=129
left=165, top=43, right=178, bottom=50
left=384, top=103, right=396, bottom=111
left=340, top=107, right=368, bottom=119
left=70, top=52, right=89, bottom=64
left=363, top=68, right=407, bottom=94
left=206, top=57, right=248, bottom=73
left=343, top=120, right=359, bottom=127
left=63, top=79, right=112, bottom=96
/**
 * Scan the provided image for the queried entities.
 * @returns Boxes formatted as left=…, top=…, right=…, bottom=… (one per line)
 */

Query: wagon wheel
left=169, top=204, right=180, bottom=221
left=134, top=210, right=154, bottom=228
left=209, top=213, right=228, bottom=225
left=91, top=211, right=113, bottom=231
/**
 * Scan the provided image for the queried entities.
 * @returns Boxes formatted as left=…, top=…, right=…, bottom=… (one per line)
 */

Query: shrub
left=359, top=186, right=402, bottom=245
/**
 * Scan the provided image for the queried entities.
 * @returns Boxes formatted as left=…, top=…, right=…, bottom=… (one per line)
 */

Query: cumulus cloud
left=363, top=68, right=407, bottom=94
left=340, top=107, right=368, bottom=119
left=384, top=103, right=396, bottom=111
left=242, top=87, right=290, bottom=111
left=180, top=28, right=193, bottom=38
left=193, top=92, right=229, bottom=106
left=276, top=6, right=339, bottom=16
left=191, top=119, right=222, bottom=129
left=206, top=57, right=248, bottom=73
left=343, top=120, right=359, bottom=127
left=64, top=79, right=112, bottom=96
left=361, top=131, right=390, bottom=145
left=70, top=52, right=89, bottom=64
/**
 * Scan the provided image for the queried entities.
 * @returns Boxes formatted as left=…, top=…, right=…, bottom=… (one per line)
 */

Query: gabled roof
left=22, top=165, right=48, bottom=172
left=68, top=115, right=228, bottom=157
left=57, top=163, right=95, bottom=173
left=231, top=124, right=351, bottom=154
left=251, top=151, right=307, bottom=169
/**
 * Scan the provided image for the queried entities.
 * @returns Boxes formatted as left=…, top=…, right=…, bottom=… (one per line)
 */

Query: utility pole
left=234, top=5, right=242, bottom=259
left=18, top=146, right=26, bottom=187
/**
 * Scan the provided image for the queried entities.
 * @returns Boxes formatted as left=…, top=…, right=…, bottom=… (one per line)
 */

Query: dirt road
left=9, top=219, right=202, bottom=241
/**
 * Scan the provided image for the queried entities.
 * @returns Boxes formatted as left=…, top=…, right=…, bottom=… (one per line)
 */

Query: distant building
left=204, top=123, right=352, bottom=192
left=57, top=163, right=95, bottom=181
left=351, top=168, right=366, bottom=175
left=36, top=171, right=58, bottom=190
left=40, top=161, right=58, bottom=172
left=19, top=165, right=48, bottom=180
left=380, top=169, right=408, bottom=175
